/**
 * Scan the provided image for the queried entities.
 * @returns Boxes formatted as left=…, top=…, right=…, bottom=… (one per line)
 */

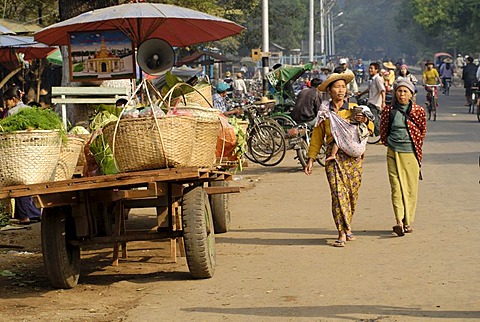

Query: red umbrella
left=0, top=35, right=56, bottom=68
left=434, top=52, right=452, bottom=60
left=34, top=2, right=244, bottom=47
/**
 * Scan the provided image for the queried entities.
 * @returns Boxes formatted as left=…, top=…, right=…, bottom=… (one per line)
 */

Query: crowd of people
left=210, top=55, right=434, bottom=246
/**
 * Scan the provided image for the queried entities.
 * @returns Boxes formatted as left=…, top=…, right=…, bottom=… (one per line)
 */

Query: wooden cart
left=0, top=167, right=239, bottom=289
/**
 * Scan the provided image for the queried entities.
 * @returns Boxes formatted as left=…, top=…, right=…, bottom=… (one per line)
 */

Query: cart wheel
left=181, top=185, right=215, bottom=279
left=209, top=181, right=231, bottom=234
left=41, top=206, right=80, bottom=289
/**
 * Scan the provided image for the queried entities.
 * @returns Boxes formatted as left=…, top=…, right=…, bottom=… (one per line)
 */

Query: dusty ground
left=0, top=85, right=479, bottom=322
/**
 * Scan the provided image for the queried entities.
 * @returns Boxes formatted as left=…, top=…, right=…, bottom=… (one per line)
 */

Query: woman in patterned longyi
left=305, top=72, right=374, bottom=247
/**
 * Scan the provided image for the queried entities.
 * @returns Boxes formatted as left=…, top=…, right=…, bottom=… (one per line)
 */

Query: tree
left=404, top=0, right=480, bottom=55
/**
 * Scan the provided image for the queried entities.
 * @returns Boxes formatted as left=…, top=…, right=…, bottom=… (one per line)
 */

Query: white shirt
left=368, top=73, right=386, bottom=109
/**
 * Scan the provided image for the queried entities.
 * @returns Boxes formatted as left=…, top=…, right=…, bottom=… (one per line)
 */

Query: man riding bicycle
left=422, top=60, right=442, bottom=108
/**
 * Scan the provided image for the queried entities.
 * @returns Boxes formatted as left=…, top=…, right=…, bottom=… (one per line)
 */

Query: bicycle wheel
left=477, top=103, right=480, bottom=122
left=316, top=144, right=327, bottom=167
left=426, top=103, right=432, bottom=120
left=245, top=125, right=275, bottom=164
left=431, top=97, right=437, bottom=121
left=260, top=124, right=287, bottom=166
left=248, top=124, right=286, bottom=166
left=445, top=83, right=450, bottom=96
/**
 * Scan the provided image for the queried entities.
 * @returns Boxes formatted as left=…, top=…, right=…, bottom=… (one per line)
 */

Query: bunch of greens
left=88, top=110, right=119, bottom=175
left=228, top=117, right=247, bottom=173
left=0, top=107, right=66, bottom=141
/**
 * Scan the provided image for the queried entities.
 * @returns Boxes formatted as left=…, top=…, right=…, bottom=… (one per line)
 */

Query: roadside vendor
left=2, top=86, right=42, bottom=224
left=213, top=83, right=241, bottom=116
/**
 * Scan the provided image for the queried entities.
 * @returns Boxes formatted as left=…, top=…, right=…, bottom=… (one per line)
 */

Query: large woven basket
left=73, top=133, right=92, bottom=167
left=103, top=116, right=197, bottom=172
left=54, top=136, right=84, bottom=181
left=182, top=85, right=213, bottom=108
left=0, top=130, right=62, bottom=187
left=175, top=106, right=221, bottom=167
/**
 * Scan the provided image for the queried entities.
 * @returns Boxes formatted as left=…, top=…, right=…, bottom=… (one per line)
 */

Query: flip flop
left=404, top=225, right=413, bottom=233
left=392, top=224, right=405, bottom=236
left=333, top=240, right=346, bottom=247
left=346, top=233, right=356, bottom=241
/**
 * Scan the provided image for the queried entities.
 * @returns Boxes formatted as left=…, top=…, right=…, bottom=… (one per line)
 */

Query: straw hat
left=317, top=71, right=354, bottom=92
left=254, top=96, right=275, bottom=105
left=443, top=57, right=453, bottom=63
left=383, top=61, right=396, bottom=70
left=321, top=66, right=331, bottom=72
left=425, top=60, right=434, bottom=66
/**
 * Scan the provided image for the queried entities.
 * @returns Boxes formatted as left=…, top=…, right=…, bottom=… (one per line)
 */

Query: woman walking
left=380, top=79, right=427, bottom=236
left=305, top=72, right=373, bottom=247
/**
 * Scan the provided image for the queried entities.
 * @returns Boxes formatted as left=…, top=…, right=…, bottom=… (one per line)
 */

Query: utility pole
left=309, top=0, right=314, bottom=62
left=262, top=0, right=270, bottom=96
left=320, top=0, right=325, bottom=64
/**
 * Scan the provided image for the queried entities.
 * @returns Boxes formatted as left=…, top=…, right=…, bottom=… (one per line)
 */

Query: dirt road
left=0, top=86, right=479, bottom=321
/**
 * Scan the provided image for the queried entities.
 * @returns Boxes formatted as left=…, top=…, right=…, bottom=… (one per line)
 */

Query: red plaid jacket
left=380, top=103, right=427, bottom=166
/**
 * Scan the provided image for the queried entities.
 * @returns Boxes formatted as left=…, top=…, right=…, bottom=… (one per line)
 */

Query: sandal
left=392, top=224, right=405, bottom=237
left=333, top=240, right=346, bottom=247
left=346, top=233, right=356, bottom=241
left=404, top=225, right=413, bottom=233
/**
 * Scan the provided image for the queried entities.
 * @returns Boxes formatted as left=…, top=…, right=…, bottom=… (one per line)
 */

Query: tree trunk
left=58, top=0, right=120, bottom=127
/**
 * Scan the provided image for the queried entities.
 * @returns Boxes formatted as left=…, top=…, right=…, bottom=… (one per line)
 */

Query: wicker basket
left=182, top=85, right=213, bottom=108
left=175, top=105, right=221, bottom=167
left=103, top=116, right=197, bottom=172
left=0, top=130, right=62, bottom=187
left=54, top=136, right=84, bottom=181
left=72, top=133, right=92, bottom=167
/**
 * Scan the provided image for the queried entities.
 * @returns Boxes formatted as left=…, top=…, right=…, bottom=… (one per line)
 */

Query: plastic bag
left=216, top=115, right=237, bottom=161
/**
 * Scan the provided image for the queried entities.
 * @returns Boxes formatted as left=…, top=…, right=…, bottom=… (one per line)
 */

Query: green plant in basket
left=0, top=107, right=67, bottom=141
left=228, top=117, right=247, bottom=173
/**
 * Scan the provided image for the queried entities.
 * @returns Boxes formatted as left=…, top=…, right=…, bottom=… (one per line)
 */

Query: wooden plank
left=52, top=98, right=120, bottom=104
left=0, top=167, right=208, bottom=199
left=68, top=230, right=183, bottom=246
left=204, top=186, right=241, bottom=195
left=51, top=86, right=129, bottom=96
left=33, top=191, right=80, bottom=208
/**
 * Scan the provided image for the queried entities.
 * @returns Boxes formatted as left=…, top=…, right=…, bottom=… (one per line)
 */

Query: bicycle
left=354, top=94, right=381, bottom=144
left=469, top=85, right=478, bottom=115
left=240, top=104, right=287, bottom=166
left=442, top=77, right=451, bottom=96
left=425, top=84, right=441, bottom=121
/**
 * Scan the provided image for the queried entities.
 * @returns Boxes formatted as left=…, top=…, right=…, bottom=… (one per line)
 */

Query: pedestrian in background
left=461, top=56, right=478, bottom=107
left=379, top=79, right=426, bottom=236
left=232, top=72, right=247, bottom=99
left=305, top=72, right=373, bottom=247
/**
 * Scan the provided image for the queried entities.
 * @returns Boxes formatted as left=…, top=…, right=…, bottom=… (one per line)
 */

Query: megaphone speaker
left=137, top=38, right=175, bottom=76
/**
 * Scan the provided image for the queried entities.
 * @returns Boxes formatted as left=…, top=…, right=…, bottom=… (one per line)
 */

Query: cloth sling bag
left=316, top=102, right=368, bottom=158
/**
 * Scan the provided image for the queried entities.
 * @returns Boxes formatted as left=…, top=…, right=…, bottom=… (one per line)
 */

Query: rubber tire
left=296, top=139, right=308, bottom=169
left=316, top=144, right=327, bottom=167
left=477, top=104, right=480, bottom=122
left=41, top=206, right=80, bottom=289
left=182, top=185, right=215, bottom=279
left=432, top=97, right=437, bottom=121
left=209, top=181, right=231, bottom=234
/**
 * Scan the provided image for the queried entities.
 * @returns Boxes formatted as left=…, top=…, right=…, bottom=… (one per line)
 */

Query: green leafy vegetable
left=0, top=107, right=66, bottom=141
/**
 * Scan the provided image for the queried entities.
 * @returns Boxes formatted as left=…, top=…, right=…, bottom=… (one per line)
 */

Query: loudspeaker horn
left=137, top=38, right=175, bottom=76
